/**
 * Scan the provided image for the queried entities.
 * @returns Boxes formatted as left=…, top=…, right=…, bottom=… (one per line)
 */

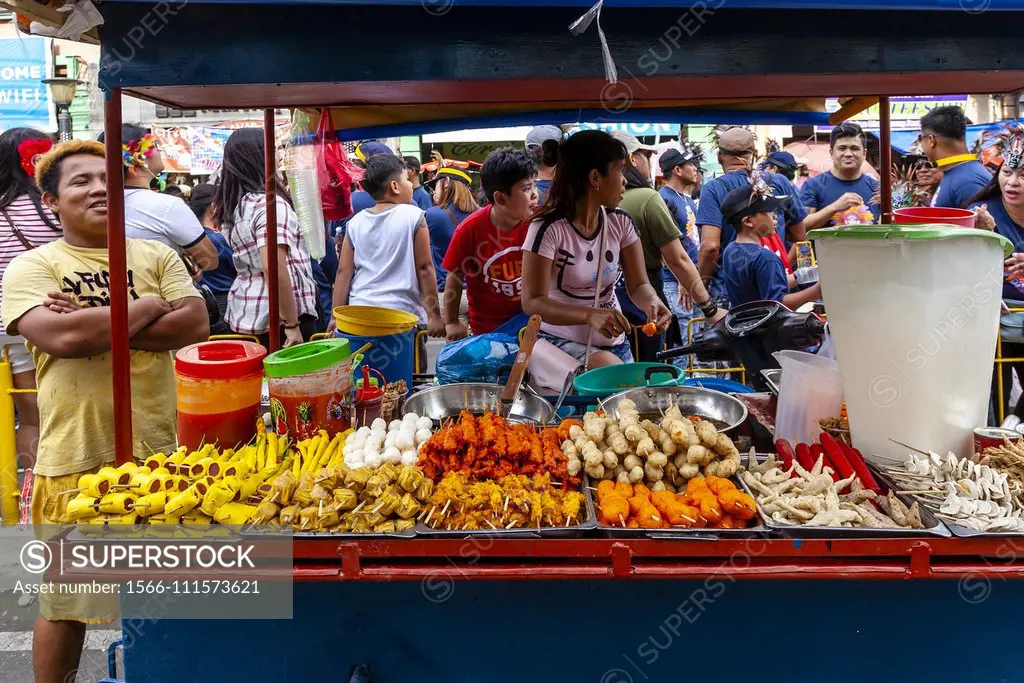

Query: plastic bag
left=436, top=333, right=520, bottom=385
left=316, top=109, right=364, bottom=221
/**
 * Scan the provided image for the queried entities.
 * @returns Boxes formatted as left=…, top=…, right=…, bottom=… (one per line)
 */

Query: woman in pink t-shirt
left=522, top=130, right=672, bottom=369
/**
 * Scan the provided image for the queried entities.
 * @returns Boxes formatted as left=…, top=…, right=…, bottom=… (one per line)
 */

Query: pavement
left=0, top=591, right=121, bottom=682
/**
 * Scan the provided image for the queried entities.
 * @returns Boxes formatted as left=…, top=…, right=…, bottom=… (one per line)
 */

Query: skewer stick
left=351, top=500, right=366, bottom=514
left=619, top=514, right=626, bottom=528
left=371, top=501, right=384, bottom=514
left=503, top=496, right=509, bottom=513
left=896, top=489, right=946, bottom=495
left=889, top=438, right=930, bottom=457
left=505, top=519, right=518, bottom=529
left=440, top=499, right=452, bottom=518
left=485, top=519, right=498, bottom=530
left=424, top=506, right=434, bottom=526
left=565, top=515, right=573, bottom=527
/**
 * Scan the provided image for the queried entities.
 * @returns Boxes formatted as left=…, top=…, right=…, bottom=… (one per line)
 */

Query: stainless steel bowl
left=601, top=385, right=748, bottom=433
left=402, top=383, right=555, bottom=425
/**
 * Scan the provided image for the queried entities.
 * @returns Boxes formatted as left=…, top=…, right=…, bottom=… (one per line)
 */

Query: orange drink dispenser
left=174, top=340, right=267, bottom=451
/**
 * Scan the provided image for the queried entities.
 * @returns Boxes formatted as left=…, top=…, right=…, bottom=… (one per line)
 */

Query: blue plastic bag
left=435, top=332, right=520, bottom=385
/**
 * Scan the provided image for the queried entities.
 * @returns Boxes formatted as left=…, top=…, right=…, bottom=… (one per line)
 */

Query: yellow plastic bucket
left=332, top=305, right=418, bottom=336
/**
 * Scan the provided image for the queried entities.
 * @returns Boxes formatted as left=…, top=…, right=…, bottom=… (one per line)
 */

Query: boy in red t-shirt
left=442, top=147, right=538, bottom=339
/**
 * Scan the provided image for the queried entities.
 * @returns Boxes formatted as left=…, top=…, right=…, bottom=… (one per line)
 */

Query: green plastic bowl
left=573, top=363, right=683, bottom=397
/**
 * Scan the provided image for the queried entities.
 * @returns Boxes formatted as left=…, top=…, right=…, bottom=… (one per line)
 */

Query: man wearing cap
left=696, top=127, right=807, bottom=300
left=719, top=183, right=822, bottom=310
left=613, top=131, right=720, bottom=361
left=762, top=150, right=799, bottom=182
left=525, top=125, right=561, bottom=205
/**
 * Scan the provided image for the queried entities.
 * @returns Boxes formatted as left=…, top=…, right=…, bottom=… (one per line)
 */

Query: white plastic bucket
left=811, top=224, right=1012, bottom=463
left=773, top=350, right=844, bottom=446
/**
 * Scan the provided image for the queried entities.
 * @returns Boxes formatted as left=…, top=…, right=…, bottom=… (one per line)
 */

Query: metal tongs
left=499, top=315, right=542, bottom=419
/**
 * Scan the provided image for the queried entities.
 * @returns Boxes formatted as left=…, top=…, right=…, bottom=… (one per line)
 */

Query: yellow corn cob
left=292, top=452, right=302, bottom=479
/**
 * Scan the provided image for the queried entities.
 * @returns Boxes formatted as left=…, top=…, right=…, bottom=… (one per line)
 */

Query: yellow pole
left=0, top=351, right=19, bottom=524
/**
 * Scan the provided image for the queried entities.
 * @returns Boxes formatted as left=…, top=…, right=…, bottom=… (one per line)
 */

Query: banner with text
left=0, top=38, right=51, bottom=132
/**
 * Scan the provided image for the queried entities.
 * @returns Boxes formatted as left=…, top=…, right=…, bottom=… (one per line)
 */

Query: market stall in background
left=12, top=0, right=1024, bottom=681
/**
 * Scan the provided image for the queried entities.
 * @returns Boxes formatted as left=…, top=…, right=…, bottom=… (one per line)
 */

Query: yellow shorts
left=33, top=466, right=119, bottom=624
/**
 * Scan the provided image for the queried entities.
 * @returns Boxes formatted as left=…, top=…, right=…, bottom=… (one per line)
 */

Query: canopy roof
left=97, top=2, right=1024, bottom=135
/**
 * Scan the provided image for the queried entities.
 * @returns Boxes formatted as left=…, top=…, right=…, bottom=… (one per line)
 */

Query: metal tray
left=402, top=383, right=555, bottom=426
left=601, top=385, right=748, bottom=433
left=871, top=469, right=1024, bottom=538
left=414, top=483, right=597, bottom=539
left=741, top=457, right=951, bottom=539
left=760, top=369, right=781, bottom=396
left=592, top=476, right=769, bottom=540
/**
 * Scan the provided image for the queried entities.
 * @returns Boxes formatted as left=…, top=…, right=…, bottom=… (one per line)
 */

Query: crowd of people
left=2, top=106, right=1024, bottom=682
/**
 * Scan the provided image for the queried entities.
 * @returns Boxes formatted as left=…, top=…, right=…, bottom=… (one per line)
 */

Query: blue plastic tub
left=681, top=377, right=755, bottom=394
left=335, top=328, right=415, bottom=395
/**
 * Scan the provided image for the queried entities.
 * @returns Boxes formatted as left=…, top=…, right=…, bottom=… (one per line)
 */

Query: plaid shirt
left=224, top=193, right=318, bottom=335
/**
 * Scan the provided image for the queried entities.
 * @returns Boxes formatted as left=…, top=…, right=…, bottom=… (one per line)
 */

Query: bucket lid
left=175, top=340, right=267, bottom=379
left=808, top=224, right=1013, bottom=256
left=263, top=339, right=351, bottom=378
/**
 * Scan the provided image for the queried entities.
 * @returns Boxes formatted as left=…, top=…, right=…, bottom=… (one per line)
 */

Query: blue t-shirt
left=425, top=206, right=472, bottom=290
left=199, top=228, right=237, bottom=295
left=412, top=186, right=433, bottom=211
left=799, top=171, right=880, bottom=225
left=934, top=160, right=992, bottom=209
left=658, top=185, right=699, bottom=264
left=696, top=170, right=806, bottom=292
left=535, top=178, right=552, bottom=206
left=720, top=241, right=789, bottom=307
left=969, top=198, right=1022, bottom=300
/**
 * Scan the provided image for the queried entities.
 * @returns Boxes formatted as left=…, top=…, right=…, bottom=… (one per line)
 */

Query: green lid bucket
left=263, top=339, right=351, bottom=378
left=808, top=223, right=1013, bottom=256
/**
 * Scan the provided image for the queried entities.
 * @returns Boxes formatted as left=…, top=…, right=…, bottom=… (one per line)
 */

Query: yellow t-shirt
left=1, top=239, right=201, bottom=476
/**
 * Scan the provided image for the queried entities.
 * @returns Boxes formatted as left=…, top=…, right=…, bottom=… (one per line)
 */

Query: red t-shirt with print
left=442, top=205, right=528, bottom=335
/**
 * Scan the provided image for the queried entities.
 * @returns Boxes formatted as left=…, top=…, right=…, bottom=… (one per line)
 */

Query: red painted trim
left=264, top=110, right=280, bottom=353
left=879, top=95, right=893, bottom=221
left=122, top=71, right=1024, bottom=110
left=103, top=93, right=134, bottom=466
left=284, top=537, right=1024, bottom=582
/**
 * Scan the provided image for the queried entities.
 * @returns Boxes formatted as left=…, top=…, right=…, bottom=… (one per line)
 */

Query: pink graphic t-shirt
left=524, top=208, right=639, bottom=347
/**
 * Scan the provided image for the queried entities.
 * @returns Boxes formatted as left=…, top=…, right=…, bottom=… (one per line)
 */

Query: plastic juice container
left=175, top=341, right=267, bottom=450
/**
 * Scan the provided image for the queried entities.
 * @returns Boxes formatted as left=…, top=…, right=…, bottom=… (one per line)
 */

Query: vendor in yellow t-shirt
left=0, top=140, right=209, bottom=683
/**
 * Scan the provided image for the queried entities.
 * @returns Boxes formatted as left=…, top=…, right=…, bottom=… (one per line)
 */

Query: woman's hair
left=213, top=128, right=290, bottom=230
left=434, top=176, right=478, bottom=216
left=188, top=183, right=216, bottom=223
left=534, top=130, right=627, bottom=223
left=0, top=128, right=60, bottom=230
left=531, top=139, right=559, bottom=169
left=966, top=162, right=1003, bottom=208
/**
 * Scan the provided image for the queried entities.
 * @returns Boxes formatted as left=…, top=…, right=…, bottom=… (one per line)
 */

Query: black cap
left=658, top=148, right=697, bottom=174
left=721, top=184, right=786, bottom=225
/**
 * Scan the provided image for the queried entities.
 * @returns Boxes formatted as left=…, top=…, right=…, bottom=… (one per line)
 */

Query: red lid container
left=175, top=340, right=267, bottom=379
left=893, top=206, right=977, bottom=228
